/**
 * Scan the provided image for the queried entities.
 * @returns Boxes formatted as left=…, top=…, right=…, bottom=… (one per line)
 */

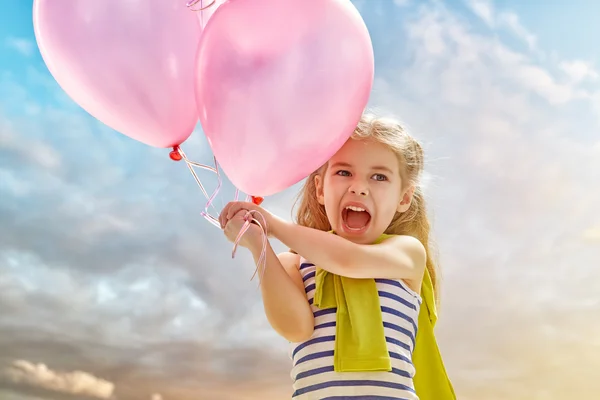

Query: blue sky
left=1, top=1, right=600, bottom=399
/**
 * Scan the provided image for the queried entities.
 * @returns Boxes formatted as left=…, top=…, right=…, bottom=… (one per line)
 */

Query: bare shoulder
left=380, top=235, right=426, bottom=265
left=379, top=235, right=427, bottom=291
left=277, top=251, right=301, bottom=271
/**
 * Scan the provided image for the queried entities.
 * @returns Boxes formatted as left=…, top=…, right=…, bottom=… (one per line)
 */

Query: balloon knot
left=169, top=146, right=183, bottom=161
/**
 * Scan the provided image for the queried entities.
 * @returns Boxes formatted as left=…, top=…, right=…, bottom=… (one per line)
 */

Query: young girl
left=220, top=114, right=454, bottom=399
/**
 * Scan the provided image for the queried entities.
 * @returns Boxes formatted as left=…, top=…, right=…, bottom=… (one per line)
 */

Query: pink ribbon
left=171, top=145, right=268, bottom=282
left=231, top=210, right=269, bottom=282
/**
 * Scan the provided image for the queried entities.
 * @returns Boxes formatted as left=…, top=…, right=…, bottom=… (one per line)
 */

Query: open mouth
left=341, top=205, right=372, bottom=233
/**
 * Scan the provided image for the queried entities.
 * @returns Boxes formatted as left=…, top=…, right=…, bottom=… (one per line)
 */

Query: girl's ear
left=314, top=174, right=325, bottom=205
left=396, top=185, right=415, bottom=213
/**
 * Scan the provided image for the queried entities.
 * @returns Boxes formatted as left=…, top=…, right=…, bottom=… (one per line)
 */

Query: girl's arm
left=220, top=201, right=424, bottom=282
left=248, top=240, right=314, bottom=343
left=271, top=218, right=426, bottom=281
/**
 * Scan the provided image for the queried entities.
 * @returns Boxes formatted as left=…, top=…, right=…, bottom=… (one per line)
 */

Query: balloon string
left=175, top=146, right=268, bottom=282
left=176, top=146, right=221, bottom=228
left=231, top=210, right=269, bottom=284
left=186, top=0, right=216, bottom=11
left=199, top=155, right=223, bottom=225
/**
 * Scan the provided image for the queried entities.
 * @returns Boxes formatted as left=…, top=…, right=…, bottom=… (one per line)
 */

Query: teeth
left=346, top=205, right=366, bottom=212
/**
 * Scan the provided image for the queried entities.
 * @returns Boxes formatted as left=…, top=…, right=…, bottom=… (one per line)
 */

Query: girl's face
left=315, top=138, right=414, bottom=244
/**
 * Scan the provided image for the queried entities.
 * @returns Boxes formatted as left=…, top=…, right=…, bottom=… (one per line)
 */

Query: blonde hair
left=293, top=113, right=440, bottom=303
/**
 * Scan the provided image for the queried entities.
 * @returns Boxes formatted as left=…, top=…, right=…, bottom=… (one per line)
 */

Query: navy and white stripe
left=289, top=259, right=422, bottom=399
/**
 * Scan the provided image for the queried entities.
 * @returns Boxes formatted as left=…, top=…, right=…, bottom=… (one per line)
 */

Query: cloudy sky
left=1, top=0, right=599, bottom=399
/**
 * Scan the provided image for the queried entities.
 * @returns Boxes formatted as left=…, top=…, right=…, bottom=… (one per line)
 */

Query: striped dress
left=289, top=258, right=422, bottom=400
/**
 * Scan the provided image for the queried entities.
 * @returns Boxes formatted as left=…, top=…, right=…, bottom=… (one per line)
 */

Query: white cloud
left=560, top=60, right=599, bottom=83
left=512, top=63, right=578, bottom=105
left=405, top=5, right=589, bottom=106
left=497, top=11, right=536, bottom=49
left=3, top=360, right=115, bottom=399
left=466, top=0, right=536, bottom=49
left=4, top=37, right=35, bottom=57
left=466, top=0, right=493, bottom=25
left=0, top=119, right=62, bottom=170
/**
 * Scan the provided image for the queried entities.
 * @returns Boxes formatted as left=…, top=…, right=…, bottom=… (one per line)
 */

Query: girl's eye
left=373, top=174, right=388, bottom=181
left=336, top=170, right=351, bottom=177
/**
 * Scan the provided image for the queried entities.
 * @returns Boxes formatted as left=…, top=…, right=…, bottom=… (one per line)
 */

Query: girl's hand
left=219, top=201, right=274, bottom=234
left=220, top=201, right=275, bottom=250
left=222, top=209, right=263, bottom=250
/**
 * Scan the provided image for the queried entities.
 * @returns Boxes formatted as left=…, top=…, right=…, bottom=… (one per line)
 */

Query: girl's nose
left=349, top=185, right=369, bottom=197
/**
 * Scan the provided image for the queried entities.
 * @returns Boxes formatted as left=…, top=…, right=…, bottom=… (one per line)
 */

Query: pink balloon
left=188, top=0, right=227, bottom=29
left=33, top=0, right=201, bottom=148
left=195, top=0, right=374, bottom=196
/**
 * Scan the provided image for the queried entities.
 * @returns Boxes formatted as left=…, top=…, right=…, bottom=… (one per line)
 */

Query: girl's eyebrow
left=372, top=165, right=394, bottom=175
left=330, top=161, right=353, bottom=169
left=330, top=161, right=394, bottom=175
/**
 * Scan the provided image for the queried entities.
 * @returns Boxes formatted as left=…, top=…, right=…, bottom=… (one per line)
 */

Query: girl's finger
left=228, top=203, right=243, bottom=220
left=233, top=210, right=247, bottom=219
left=219, top=203, right=227, bottom=226
left=220, top=202, right=234, bottom=228
left=219, top=208, right=226, bottom=229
